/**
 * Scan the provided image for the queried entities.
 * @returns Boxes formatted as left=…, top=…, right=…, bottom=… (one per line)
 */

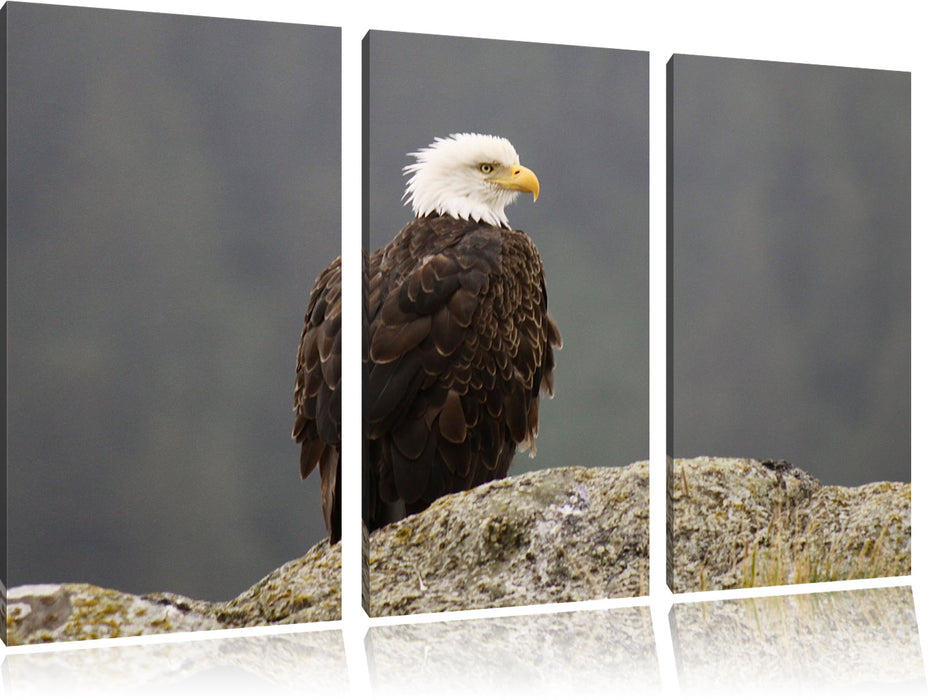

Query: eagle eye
left=479, top=163, right=494, bottom=174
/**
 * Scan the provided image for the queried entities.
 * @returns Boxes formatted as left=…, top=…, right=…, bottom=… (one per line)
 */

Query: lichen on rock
left=7, top=464, right=649, bottom=643
left=368, top=463, right=650, bottom=616
left=7, top=583, right=226, bottom=645
left=7, top=540, right=341, bottom=646
left=667, top=457, right=910, bottom=592
left=7, top=457, right=909, bottom=644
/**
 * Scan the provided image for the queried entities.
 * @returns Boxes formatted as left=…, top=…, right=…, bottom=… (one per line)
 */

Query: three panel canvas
left=2, top=2, right=910, bottom=648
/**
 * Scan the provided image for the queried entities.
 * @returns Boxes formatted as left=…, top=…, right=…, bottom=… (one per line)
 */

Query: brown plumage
left=367, top=213, right=561, bottom=529
left=292, top=256, right=342, bottom=542
left=293, top=133, right=560, bottom=543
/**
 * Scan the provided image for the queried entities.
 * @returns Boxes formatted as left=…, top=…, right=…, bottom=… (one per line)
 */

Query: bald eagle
left=293, top=133, right=561, bottom=544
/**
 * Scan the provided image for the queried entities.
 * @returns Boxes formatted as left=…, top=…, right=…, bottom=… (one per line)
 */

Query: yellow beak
left=488, top=164, right=540, bottom=202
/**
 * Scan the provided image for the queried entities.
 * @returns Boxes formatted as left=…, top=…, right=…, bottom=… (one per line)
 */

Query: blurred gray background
left=669, top=55, right=910, bottom=486
left=366, top=32, right=649, bottom=476
left=7, top=3, right=340, bottom=600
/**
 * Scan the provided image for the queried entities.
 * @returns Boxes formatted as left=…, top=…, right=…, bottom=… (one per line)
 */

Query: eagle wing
left=293, top=255, right=342, bottom=543
left=367, top=216, right=561, bottom=527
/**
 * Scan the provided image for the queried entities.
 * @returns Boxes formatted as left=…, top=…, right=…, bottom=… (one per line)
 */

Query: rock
left=667, top=457, right=911, bottom=592
left=7, top=464, right=649, bottom=643
left=6, top=583, right=226, bottom=645
left=368, top=463, right=650, bottom=615
left=8, top=458, right=910, bottom=643
left=7, top=540, right=341, bottom=646
left=179, top=538, right=342, bottom=627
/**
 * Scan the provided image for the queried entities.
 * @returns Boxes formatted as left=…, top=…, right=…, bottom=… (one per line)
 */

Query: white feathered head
left=403, top=133, right=540, bottom=228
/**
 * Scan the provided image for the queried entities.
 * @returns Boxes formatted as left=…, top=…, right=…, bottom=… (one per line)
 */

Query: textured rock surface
left=6, top=583, right=226, bottom=644
left=368, top=464, right=650, bottom=615
left=7, top=464, right=648, bottom=643
left=8, top=458, right=910, bottom=643
left=667, top=457, right=911, bottom=592
left=182, top=538, right=342, bottom=627
left=7, top=540, right=341, bottom=645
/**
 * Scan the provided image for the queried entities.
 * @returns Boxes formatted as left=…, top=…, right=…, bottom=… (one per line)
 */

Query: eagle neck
left=423, top=211, right=512, bottom=231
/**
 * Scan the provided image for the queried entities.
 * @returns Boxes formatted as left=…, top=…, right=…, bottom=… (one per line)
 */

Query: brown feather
left=299, top=437, right=326, bottom=480
left=292, top=256, right=342, bottom=543
left=294, top=212, right=560, bottom=544
left=370, top=312, right=432, bottom=363
left=438, top=390, right=468, bottom=443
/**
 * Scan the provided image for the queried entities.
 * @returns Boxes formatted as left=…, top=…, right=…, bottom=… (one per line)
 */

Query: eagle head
left=403, top=133, right=540, bottom=228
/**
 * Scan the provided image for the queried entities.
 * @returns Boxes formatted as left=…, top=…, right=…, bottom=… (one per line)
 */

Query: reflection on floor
left=368, top=606, right=659, bottom=697
left=1, top=585, right=924, bottom=698
left=2, top=628, right=349, bottom=699
left=671, top=586, right=924, bottom=695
